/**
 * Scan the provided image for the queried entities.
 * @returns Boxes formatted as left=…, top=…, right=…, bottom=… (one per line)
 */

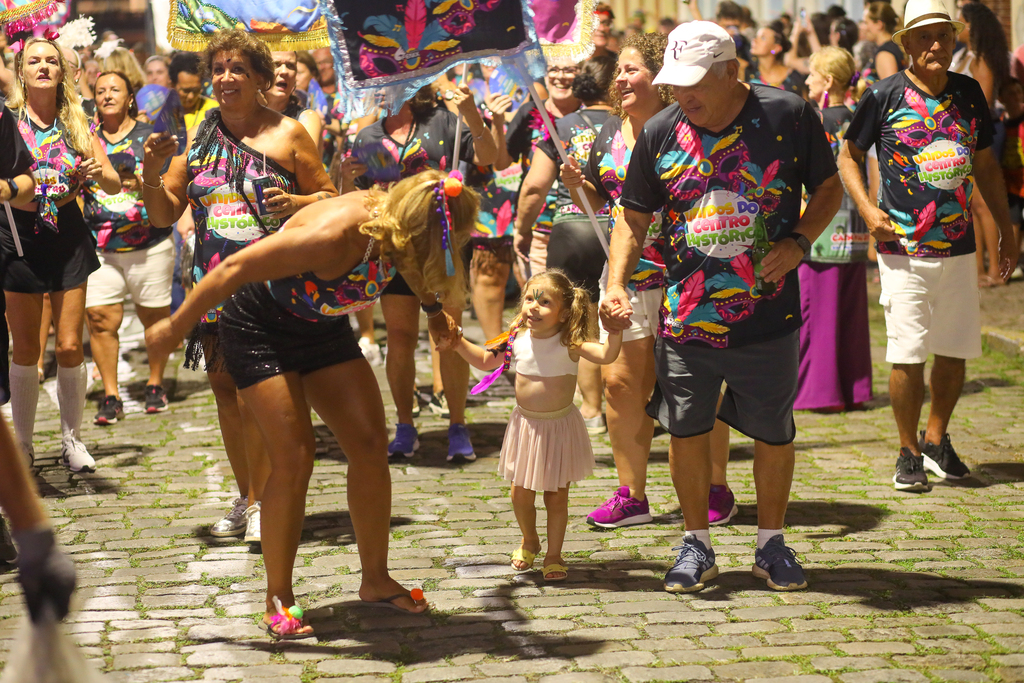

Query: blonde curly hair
left=359, top=169, right=480, bottom=307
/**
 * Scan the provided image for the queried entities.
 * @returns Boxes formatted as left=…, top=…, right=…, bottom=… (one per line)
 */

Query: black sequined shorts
left=218, top=282, right=365, bottom=390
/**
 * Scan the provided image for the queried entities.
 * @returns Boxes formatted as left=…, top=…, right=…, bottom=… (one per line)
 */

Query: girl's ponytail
left=561, top=282, right=595, bottom=349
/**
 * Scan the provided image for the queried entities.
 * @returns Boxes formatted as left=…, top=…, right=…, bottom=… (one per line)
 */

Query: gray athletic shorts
left=647, top=330, right=799, bottom=445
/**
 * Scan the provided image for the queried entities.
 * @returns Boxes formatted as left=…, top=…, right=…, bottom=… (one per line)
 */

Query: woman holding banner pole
left=351, top=84, right=497, bottom=462
left=1, top=38, right=120, bottom=473
left=514, top=56, right=617, bottom=435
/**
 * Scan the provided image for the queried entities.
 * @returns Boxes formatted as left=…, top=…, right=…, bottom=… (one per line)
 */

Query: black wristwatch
left=788, top=233, right=811, bottom=255
left=421, top=299, right=444, bottom=317
left=2, top=178, right=18, bottom=202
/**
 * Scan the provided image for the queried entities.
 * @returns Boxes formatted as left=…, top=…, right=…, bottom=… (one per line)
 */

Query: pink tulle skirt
left=499, top=404, right=594, bottom=492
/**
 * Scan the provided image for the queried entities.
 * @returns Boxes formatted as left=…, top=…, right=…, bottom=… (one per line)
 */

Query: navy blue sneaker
left=753, top=535, right=808, bottom=591
left=387, top=423, right=419, bottom=458
left=664, top=535, right=718, bottom=593
left=447, top=423, right=476, bottom=462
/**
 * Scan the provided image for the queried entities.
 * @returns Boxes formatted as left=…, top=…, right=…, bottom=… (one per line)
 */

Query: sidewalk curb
left=983, top=326, right=1024, bottom=358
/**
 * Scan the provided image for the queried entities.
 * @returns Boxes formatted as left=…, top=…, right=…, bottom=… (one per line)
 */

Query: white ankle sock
left=685, top=528, right=712, bottom=549
left=56, top=363, right=87, bottom=444
left=757, top=528, right=784, bottom=549
left=9, top=363, right=39, bottom=449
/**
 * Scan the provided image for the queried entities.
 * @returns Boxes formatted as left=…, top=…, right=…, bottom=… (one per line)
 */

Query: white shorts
left=599, top=283, right=663, bottom=343
left=878, top=252, right=982, bottom=364
left=85, top=238, right=175, bottom=309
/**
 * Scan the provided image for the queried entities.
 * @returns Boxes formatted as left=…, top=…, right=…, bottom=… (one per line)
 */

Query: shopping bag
left=0, top=613, right=108, bottom=683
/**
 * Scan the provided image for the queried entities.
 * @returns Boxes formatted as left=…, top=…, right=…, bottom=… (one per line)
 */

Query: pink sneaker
left=587, top=486, right=654, bottom=528
left=708, top=485, right=738, bottom=526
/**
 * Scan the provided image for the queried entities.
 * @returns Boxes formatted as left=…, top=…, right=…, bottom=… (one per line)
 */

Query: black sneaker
left=428, top=390, right=450, bottom=418
left=753, top=535, right=808, bottom=591
left=145, top=385, right=169, bottom=413
left=893, top=447, right=930, bottom=491
left=919, top=432, right=970, bottom=480
left=94, top=395, right=124, bottom=425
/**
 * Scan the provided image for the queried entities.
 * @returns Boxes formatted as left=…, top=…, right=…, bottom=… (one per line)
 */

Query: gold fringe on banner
left=538, top=0, right=596, bottom=61
left=0, top=0, right=58, bottom=32
left=167, top=0, right=330, bottom=52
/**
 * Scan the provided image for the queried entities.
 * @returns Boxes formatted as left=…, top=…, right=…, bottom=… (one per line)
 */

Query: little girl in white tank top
left=454, top=270, right=622, bottom=581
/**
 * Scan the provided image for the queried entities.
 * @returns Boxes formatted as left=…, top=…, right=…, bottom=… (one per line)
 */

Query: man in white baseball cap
left=602, top=20, right=843, bottom=593
left=839, top=0, right=1013, bottom=493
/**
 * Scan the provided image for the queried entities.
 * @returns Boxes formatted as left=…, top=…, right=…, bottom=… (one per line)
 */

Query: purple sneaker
left=587, top=486, right=653, bottom=528
left=708, top=485, right=738, bottom=526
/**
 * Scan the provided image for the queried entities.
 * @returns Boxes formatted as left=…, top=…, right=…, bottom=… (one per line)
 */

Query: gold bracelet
left=142, top=177, right=164, bottom=190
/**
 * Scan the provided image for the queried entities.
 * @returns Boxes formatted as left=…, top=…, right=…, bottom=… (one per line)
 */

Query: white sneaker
left=358, top=337, right=384, bottom=366
left=62, top=438, right=95, bottom=473
left=244, top=502, right=261, bottom=543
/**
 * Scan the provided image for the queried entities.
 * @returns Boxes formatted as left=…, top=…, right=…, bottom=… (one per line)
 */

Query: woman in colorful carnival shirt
left=351, top=83, right=497, bottom=462
left=142, top=29, right=336, bottom=544
left=748, top=21, right=807, bottom=97
left=0, top=38, right=121, bottom=474
left=84, top=71, right=176, bottom=426
left=265, top=51, right=323, bottom=155
left=463, top=88, right=518, bottom=342
left=517, top=56, right=616, bottom=436
left=857, top=2, right=904, bottom=93
left=953, top=2, right=1012, bottom=288
left=561, top=34, right=739, bottom=528
left=506, top=60, right=581, bottom=277
left=796, top=47, right=873, bottom=412
left=145, top=169, right=475, bottom=638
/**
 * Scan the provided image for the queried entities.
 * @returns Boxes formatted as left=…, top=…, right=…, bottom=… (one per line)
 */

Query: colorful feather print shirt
left=846, top=72, right=992, bottom=258
left=187, top=122, right=296, bottom=325
left=506, top=101, right=572, bottom=234
left=584, top=116, right=664, bottom=292
left=354, top=106, right=475, bottom=191
left=620, top=86, right=836, bottom=349
left=16, top=114, right=84, bottom=231
left=84, top=121, right=172, bottom=253
left=266, top=257, right=396, bottom=322
left=537, top=109, right=612, bottom=218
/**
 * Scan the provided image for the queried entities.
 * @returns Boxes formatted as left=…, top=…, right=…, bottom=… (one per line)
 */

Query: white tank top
left=510, top=330, right=578, bottom=377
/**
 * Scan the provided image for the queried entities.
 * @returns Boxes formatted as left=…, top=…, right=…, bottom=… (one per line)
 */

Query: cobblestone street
left=1, top=290, right=1023, bottom=683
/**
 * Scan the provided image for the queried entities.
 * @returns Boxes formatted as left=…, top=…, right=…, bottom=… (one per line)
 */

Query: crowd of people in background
left=0, top=0, right=1016, bottom=636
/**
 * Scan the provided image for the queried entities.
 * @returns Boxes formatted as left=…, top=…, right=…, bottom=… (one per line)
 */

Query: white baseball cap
left=653, top=21, right=738, bottom=88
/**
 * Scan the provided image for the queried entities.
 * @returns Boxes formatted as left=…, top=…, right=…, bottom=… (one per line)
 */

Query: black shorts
left=647, top=330, right=800, bottom=445
left=0, top=202, right=100, bottom=293
left=546, top=215, right=609, bottom=303
left=218, top=282, right=365, bottom=390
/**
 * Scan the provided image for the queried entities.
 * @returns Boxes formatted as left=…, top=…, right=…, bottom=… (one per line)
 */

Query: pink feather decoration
left=675, top=122, right=703, bottom=161
left=762, top=160, right=779, bottom=187
left=732, top=252, right=755, bottom=288
left=904, top=88, right=931, bottom=121
left=404, top=0, right=427, bottom=51
left=676, top=271, right=705, bottom=322
left=495, top=200, right=513, bottom=233
left=912, top=201, right=936, bottom=243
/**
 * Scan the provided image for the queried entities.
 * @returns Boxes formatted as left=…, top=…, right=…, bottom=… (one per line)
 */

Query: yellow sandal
left=543, top=563, right=568, bottom=582
left=511, top=547, right=537, bottom=572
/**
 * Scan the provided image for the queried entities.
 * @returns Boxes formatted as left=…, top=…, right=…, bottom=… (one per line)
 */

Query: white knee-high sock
left=56, top=363, right=87, bottom=444
left=9, top=363, right=39, bottom=449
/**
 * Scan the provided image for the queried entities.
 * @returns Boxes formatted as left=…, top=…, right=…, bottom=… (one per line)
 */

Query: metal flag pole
left=4, top=202, right=22, bottom=257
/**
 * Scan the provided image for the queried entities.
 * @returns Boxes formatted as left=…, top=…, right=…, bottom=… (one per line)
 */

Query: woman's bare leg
left=86, top=304, right=124, bottom=398
left=381, top=295, right=419, bottom=425
left=602, top=335, right=656, bottom=500
left=302, top=359, right=427, bottom=612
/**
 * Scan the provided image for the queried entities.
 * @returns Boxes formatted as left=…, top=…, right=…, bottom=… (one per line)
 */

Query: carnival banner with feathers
left=168, top=0, right=328, bottom=50
left=0, top=0, right=60, bottom=34
left=531, top=0, right=595, bottom=60
left=322, top=0, right=545, bottom=116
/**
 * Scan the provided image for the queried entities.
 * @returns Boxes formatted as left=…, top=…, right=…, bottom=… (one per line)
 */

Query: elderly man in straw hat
left=838, top=0, right=1015, bottom=493
left=603, top=21, right=843, bottom=594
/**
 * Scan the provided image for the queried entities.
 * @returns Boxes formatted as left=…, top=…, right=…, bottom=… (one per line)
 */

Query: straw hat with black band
left=892, top=0, right=965, bottom=45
